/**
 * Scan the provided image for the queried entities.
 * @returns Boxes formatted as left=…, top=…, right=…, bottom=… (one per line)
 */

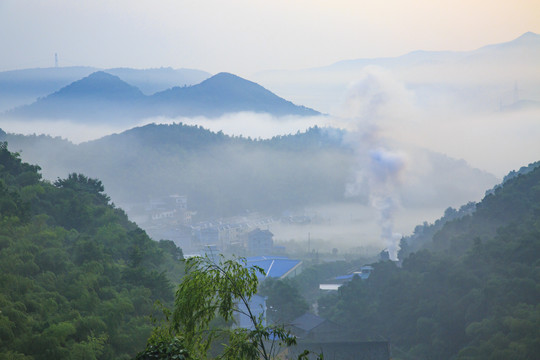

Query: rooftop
left=245, top=256, right=302, bottom=280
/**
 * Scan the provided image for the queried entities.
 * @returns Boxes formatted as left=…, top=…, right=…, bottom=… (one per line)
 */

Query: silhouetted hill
left=6, top=71, right=146, bottom=121
left=47, top=71, right=145, bottom=101
left=149, top=72, right=320, bottom=117
left=0, top=66, right=98, bottom=111
left=105, top=67, right=211, bottom=95
left=4, top=72, right=320, bottom=122
left=0, top=66, right=211, bottom=112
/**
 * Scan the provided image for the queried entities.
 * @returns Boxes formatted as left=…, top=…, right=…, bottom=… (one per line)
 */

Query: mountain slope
left=0, top=144, right=184, bottom=359
left=318, top=165, right=540, bottom=359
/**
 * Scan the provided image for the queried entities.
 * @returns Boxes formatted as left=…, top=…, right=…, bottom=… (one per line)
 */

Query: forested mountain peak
left=319, top=160, right=540, bottom=359
left=400, top=161, right=540, bottom=257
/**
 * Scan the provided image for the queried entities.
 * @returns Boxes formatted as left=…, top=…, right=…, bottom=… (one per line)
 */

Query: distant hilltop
left=0, top=66, right=211, bottom=112
left=3, top=71, right=320, bottom=122
left=253, top=31, right=540, bottom=114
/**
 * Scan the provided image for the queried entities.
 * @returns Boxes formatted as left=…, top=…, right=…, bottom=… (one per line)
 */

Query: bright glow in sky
left=1, top=0, right=539, bottom=76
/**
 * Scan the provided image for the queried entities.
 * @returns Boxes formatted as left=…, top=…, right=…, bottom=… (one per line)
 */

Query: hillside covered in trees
left=0, top=143, right=184, bottom=359
left=317, top=164, right=540, bottom=359
left=0, top=124, right=497, bottom=220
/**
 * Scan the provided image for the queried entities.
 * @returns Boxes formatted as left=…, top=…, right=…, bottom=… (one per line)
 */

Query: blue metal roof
left=334, top=266, right=374, bottom=281
left=335, top=274, right=355, bottom=281
left=245, top=256, right=301, bottom=280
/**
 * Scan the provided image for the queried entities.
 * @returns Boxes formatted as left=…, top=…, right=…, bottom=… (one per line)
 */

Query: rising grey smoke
left=368, top=148, right=407, bottom=260
left=342, top=67, right=413, bottom=260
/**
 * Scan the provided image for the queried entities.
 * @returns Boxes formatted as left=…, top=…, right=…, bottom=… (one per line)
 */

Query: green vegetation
left=0, top=142, right=184, bottom=359
left=137, top=255, right=297, bottom=360
left=318, top=166, right=540, bottom=359
left=1, top=123, right=496, bottom=221
left=1, top=135, right=537, bottom=359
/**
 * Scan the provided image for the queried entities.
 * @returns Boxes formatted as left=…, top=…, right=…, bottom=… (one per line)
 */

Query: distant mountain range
left=0, top=66, right=211, bottom=112
left=254, top=32, right=540, bottom=114
left=3, top=71, right=320, bottom=122
left=2, top=32, right=538, bottom=117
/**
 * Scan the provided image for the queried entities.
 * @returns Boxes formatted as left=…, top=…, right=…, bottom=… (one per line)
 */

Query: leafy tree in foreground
left=136, top=255, right=298, bottom=360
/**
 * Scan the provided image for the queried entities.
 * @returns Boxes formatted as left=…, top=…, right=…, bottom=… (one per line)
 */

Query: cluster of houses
left=136, top=194, right=282, bottom=255
left=129, top=196, right=390, bottom=358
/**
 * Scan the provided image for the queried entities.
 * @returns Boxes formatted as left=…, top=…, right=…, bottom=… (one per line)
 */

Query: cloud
left=0, top=113, right=333, bottom=144
left=339, top=66, right=416, bottom=123
left=0, top=118, right=129, bottom=144
left=140, top=113, right=333, bottom=140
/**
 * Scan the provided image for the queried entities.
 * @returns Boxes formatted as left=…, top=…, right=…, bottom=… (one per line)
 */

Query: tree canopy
left=318, top=166, right=540, bottom=359
left=0, top=143, right=184, bottom=359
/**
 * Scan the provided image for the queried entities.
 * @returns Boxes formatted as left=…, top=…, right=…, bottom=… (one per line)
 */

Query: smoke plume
left=343, top=66, right=412, bottom=260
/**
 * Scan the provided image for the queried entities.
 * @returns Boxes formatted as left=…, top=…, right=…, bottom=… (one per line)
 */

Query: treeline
left=318, top=165, right=540, bottom=359
left=0, top=143, right=184, bottom=359
left=1, top=124, right=353, bottom=219
left=1, top=123, right=497, bottom=220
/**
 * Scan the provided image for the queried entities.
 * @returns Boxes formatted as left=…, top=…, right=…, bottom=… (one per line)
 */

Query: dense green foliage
left=0, top=143, right=184, bottom=359
left=398, top=202, right=477, bottom=258
left=318, top=166, right=540, bottom=359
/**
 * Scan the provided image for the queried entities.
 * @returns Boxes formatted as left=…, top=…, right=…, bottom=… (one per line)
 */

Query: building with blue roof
left=245, top=256, right=302, bottom=281
left=319, top=265, right=374, bottom=291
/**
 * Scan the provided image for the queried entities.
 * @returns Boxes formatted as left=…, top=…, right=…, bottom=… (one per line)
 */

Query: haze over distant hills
left=0, top=123, right=497, bottom=224
left=3, top=71, right=320, bottom=122
left=254, top=32, right=540, bottom=114
left=0, top=66, right=211, bottom=112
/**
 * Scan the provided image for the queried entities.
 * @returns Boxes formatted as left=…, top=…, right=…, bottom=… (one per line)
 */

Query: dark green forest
left=0, top=143, right=183, bottom=359
left=1, top=137, right=538, bottom=359
left=317, top=165, right=540, bottom=359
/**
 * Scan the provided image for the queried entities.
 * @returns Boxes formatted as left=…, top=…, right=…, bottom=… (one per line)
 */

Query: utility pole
left=55, top=53, right=58, bottom=68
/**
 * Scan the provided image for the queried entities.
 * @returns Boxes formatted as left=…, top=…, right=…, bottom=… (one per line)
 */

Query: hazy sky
left=1, top=0, right=539, bottom=76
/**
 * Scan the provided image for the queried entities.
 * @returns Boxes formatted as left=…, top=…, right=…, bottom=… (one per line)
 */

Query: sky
left=1, top=0, right=539, bottom=76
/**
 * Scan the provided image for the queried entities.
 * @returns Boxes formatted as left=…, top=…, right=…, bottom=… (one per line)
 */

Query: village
left=127, top=194, right=389, bottom=358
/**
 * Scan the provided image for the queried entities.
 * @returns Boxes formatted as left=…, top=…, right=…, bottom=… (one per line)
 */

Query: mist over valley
left=0, top=12, right=539, bottom=357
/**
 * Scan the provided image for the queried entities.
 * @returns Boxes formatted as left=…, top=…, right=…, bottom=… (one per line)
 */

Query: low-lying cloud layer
left=1, top=65, right=538, bottom=257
